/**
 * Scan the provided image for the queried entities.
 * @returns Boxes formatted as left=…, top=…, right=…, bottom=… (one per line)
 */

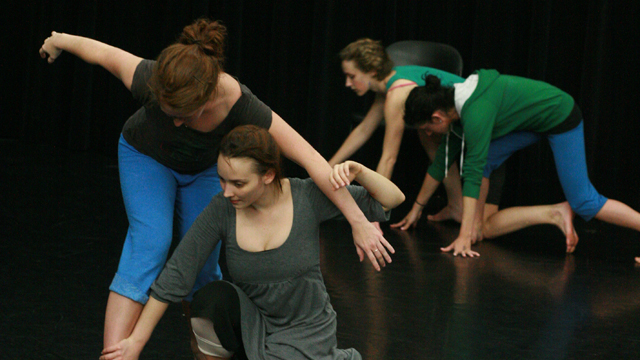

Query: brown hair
left=148, top=19, right=227, bottom=114
left=339, top=38, right=393, bottom=80
left=219, top=125, right=284, bottom=193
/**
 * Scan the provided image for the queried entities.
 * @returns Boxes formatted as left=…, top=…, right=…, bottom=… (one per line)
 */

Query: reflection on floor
left=2, top=141, right=640, bottom=359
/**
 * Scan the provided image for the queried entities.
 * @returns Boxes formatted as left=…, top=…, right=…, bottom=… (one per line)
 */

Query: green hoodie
left=427, top=69, right=575, bottom=199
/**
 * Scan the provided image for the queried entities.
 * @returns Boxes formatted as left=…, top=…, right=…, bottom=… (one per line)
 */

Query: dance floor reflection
left=2, top=141, right=640, bottom=359
left=320, top=220, right=640, bottom=360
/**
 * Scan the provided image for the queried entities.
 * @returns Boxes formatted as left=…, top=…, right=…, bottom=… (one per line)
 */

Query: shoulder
left=202, top=192, right=233, bottom=219
left=133, top=60, right=155, bottom=82
left=217, top=73, right=243, bottom=108
left=131, top=60, right=157, bottom=103
left=289, top=177, right=315, bottom=194
left=220, top=75, right=273, bottom=128
left=384, top=84, right=414, bottom=116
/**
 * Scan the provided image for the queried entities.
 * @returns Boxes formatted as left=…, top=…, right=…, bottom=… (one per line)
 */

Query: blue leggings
left=110, top=135, right=223, bottom=304
left=483, top=122, right=607, bottom=221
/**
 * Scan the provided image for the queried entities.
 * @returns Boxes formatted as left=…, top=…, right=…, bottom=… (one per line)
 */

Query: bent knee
left=568, top=195, right=607, bottom=221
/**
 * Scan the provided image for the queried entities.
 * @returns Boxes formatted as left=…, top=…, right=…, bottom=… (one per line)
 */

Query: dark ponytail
left=404, top=75, right=455, bottom=128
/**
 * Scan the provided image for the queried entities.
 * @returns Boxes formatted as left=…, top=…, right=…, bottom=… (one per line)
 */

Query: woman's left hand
left=351, top=219, right=394, bottom=270
left=100, top=338, right=143, bottom=360
left=441, top=236, right=480, bottom=257
left=330, top=161, right=362, bottom=189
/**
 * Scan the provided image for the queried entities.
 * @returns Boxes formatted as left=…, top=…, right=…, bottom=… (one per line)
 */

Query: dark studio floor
left=2, top=140, right=640, bottom=360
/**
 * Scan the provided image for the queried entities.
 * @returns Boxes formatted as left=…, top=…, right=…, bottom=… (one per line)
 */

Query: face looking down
left=341, top=60, right=376, bottom=96
left=217, top=155, right=276, bottom=209
left=417, top=109, right=459, bottom=136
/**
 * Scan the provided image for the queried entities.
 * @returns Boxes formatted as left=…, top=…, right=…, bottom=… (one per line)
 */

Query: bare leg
left=483, top=202, right=579, bottom=253
left=418, top=130, right=463, bottom=222
left=594, top=199, right=640, bottom=231
left=103, top=291, right=143, bottom=347
left=592, top=199, right=640, bottom=263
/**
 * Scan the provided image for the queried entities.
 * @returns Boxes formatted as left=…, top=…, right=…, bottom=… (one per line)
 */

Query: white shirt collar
left=453, top=74, right=478, bottom=115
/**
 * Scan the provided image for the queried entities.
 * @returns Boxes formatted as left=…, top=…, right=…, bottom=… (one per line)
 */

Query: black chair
left=385, top=40, right=463, bottom=76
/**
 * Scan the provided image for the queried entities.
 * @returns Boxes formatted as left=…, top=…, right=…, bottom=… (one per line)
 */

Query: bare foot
left=550, top=202, right=579, bottom=253
left=427, top=205, right=462, bottom=223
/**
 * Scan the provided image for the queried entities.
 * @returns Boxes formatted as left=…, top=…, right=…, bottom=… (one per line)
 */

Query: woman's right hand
left=39, top=31, right=64, bottom=63
left=99, top=337, right=144, bottom=360
left=390, top=203, right=424, bottom=230
left=330, top=160, right=363, bottom=189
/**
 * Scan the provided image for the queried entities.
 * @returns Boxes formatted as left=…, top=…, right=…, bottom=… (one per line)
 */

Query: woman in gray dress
left=100, top=125, right=405, bottom=360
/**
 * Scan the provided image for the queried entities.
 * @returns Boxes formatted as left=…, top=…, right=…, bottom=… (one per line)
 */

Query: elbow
left=394, top=191, right=406, bottom=209
left=385, top=189, right=406, bottom=210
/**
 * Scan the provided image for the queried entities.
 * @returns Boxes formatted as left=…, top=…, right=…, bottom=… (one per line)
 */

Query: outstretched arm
left=269, top=113, right=394, bottom=270
left=375, top=86, right=413, bottom=179
left=328, top=94, right=385, bottom=166
left=39, top=31, right=142, bottom=90
left=331, top=160, right=405, bottom=211
left=100, top=297, right=169, bottom=360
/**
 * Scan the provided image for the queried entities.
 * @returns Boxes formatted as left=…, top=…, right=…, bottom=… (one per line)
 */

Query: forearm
left=270, top=115, right=371, bottom=226
left=50, top=33, right=119, bottom=67
left=329, top=126, right=371, bottom=166
left=375, top=112, right=404, bottom=179
left=308, top=155, right=372, bottom=224
left=330, top=103, right=384, bottom=166
left=458, top=197, right=478, bottom=239
left=415, top=172, right=441, bottom=207
left=128, top=297, right=169, bottom=346
left=44, top=32, right=140, bottom=88
left=375, top=155, right=397, bottom=179
left=354, top=166, right=405, bottom=210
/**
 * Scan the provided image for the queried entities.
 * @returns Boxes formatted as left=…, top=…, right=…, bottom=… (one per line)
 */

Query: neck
left=249, top=181, right=283, bottom=212
left=378, top=70, right=397, bottom=93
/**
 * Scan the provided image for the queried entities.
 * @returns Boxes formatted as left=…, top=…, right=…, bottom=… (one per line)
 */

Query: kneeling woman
left=100, top=125, right=404, bottom=360
left=400, top=70, right=640, bottom=259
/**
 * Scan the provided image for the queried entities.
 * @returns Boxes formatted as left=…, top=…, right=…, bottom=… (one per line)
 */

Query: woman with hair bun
left=39, top=19, right=394, bottom=354
left=331, top=38, right=465, bottom=222
left=99, top=125, right=404, bottom=360
left=400, top=71, right=640, bottom=260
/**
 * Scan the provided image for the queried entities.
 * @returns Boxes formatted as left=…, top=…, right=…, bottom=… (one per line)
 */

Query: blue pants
left=110, top=135, right=223, bottom=304
left=483, top=122, right=607, bottom=221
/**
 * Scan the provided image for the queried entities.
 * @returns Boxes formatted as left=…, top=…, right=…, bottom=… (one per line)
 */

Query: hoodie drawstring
left=444, top=124, right=464, bottom=179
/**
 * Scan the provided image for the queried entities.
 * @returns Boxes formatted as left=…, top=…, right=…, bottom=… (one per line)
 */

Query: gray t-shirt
left=121, top=60, right=272, bottom=173
left=150, top=178, right=390, bottom=359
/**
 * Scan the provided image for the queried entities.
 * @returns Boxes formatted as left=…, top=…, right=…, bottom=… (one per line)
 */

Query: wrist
left=415, top=199, right=427, bottom=207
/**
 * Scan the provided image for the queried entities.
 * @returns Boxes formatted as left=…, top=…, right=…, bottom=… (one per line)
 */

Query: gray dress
left=150, top=178, right=390, bottom=360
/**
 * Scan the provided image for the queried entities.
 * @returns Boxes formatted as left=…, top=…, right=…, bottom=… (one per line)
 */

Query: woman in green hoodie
left=396, top=70, right=640, bottom=262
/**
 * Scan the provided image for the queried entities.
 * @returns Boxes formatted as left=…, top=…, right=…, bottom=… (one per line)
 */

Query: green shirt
left=427, top=69, right=575, bottom=199
left=386, top=65, right=464, bottom=91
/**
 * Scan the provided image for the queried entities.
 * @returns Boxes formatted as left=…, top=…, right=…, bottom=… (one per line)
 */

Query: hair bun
left=424, top=75, right=442, bottom=91
left=179, top=19, right=227, bottom=59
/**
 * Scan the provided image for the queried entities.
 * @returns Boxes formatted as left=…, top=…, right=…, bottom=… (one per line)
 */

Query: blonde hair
left=339, top=38, right=393, bottom=80
left=148, top=19, right=227, bottom=113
